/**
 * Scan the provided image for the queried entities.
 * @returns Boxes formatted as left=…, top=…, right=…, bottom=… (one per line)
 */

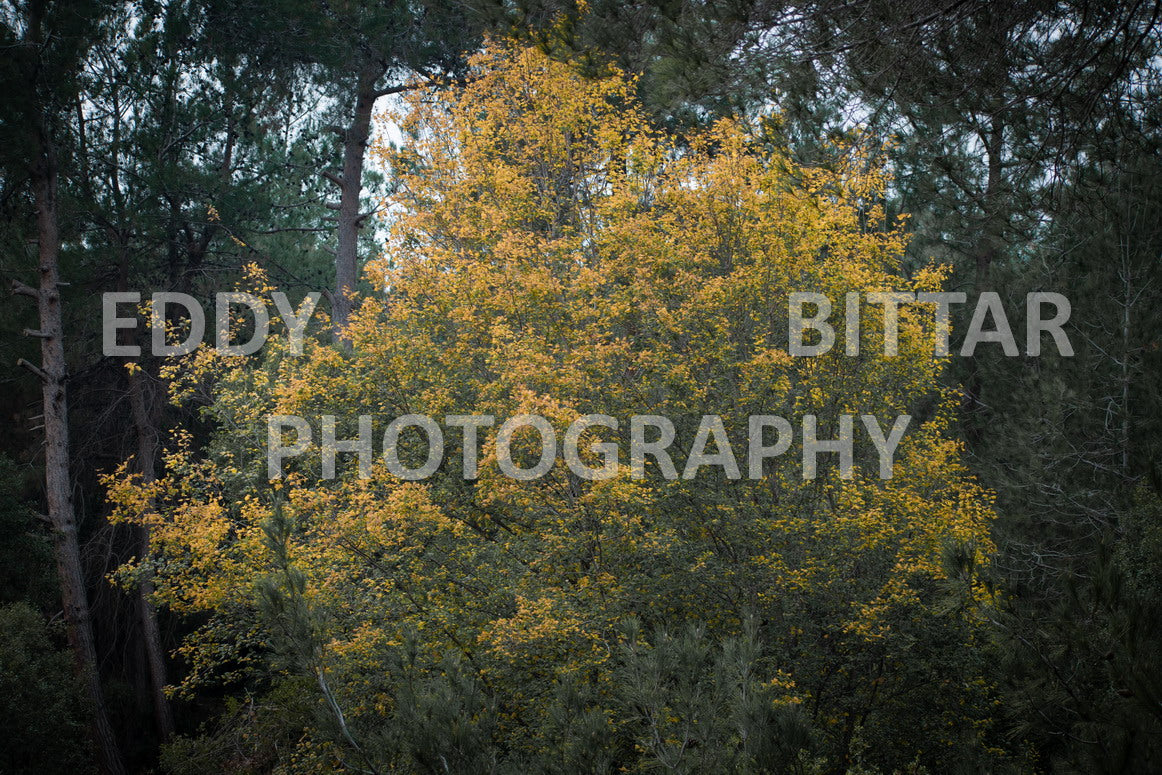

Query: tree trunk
left=31, top=124, right=127, bottom=775
left=127, top=365, right=176, bottom=741
left=331, top=64, right=385, bottom=344
left=112, top=219, right=176, bottom=741
left=963, top=114, right=1006, bottom=444
left=976, top=116, right=1006, bottom=293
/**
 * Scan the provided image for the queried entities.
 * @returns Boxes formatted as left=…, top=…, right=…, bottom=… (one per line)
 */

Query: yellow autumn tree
left=108, top=43, right=1000, bottom=774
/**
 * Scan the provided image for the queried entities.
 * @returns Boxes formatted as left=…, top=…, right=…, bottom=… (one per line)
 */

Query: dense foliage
left=2, top=2, right=1160, bottom=774
left=108, top=46, right=999, bottom=773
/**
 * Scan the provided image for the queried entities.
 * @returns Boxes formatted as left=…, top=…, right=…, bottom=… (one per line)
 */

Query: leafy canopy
left=109, top=43, right=997, bottom=773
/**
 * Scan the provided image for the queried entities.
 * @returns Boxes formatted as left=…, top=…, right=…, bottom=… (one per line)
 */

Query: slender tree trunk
left=976, top=116, right=1005, bottom=293
left=113, top=226, right=176, bottom=740
left=1119, top=248, right=1132, bottom=479
left=963, top=114, right=1006, bottom=444
left=30, top=124, right=127, bottom=775
left=127, top=365, right=176, bottom=741
left=331, top=64, right=385, bottom=343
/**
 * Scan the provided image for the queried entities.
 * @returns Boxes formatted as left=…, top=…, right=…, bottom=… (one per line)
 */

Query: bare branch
left=17, top=358, right=48, bottom=382
left=372, top=74, right=478, bottom=99
left=11, top=280, right=37, bottom=298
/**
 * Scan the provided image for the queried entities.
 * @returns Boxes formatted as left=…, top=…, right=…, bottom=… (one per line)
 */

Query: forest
left=1, top=1, right=1161, bottom=773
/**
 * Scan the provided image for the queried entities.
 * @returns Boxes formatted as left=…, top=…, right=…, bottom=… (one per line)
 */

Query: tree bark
left=331, top=64, right=386, bottom=344
left=127, top=364, right=176, bottom=741
left=963, top=113, right=1006, bottom=445
left=112, top=214, right=176, bottom=741
left=976, top=116, right=1006, bottom=293
left=31, top=123, right=127, bottom=775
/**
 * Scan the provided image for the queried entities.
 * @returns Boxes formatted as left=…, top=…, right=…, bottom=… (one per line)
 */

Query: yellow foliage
left=107, top=41, right=996, bottom=765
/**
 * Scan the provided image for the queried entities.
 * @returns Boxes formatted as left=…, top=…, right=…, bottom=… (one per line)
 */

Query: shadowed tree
left=0, top=1, right=125, bottom=772
left=200, top=0, right=488, bottom=341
